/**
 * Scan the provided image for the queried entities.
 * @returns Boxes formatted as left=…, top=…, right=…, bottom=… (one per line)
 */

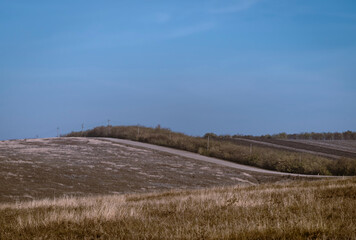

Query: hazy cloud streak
left=209, top=0, right=260, bottom=14
left=165, top=22, right=216, bottom=39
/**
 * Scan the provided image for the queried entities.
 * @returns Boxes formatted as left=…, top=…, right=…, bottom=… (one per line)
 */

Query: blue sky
left=1, top=0, right=356, bottom=140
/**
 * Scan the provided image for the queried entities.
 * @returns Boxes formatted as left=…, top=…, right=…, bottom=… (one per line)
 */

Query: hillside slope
left=66, top=125, right=356, bottom=176
left=0, top=137, right=306, bottom=203
left=233, top=137, right=356, bottom=159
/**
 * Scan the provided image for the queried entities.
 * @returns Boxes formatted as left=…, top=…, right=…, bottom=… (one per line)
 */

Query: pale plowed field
left=0, top=137, right=305, bottom=202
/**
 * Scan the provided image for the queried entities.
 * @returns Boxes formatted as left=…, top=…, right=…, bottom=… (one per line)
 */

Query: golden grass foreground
left=1, top=177, right=355, bottom=239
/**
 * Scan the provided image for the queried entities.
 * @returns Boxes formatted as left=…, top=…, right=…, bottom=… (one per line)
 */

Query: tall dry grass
left=1, top=177, right=355, bottom=239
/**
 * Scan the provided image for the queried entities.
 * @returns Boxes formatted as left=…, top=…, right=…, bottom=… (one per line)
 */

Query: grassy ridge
left=66, top=125, right=356, bottom=176
left=1, top=177, right=355, bottom=239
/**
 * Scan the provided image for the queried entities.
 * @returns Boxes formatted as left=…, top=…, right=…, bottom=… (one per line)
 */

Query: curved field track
left=0, top=137, right=318, bottom=203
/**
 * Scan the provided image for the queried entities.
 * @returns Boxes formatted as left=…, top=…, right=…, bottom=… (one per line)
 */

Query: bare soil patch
left=0, top=138, right=308, bottom=202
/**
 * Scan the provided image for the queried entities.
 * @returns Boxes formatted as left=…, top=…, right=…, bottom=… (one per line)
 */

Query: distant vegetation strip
left=254, top=130, right=356, bottom=140
left=65, top=126, right=356, bottom=176
left=1, top=177, right=355, bottom=239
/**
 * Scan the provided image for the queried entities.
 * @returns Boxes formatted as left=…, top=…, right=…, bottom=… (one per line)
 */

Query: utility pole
left=107, top=119, right=110, bottom=127
left=57, top=127, right=59, bottom=137
left=137, top=126, right=140, bottom=136
left=81, top=123, right=84, bottom=132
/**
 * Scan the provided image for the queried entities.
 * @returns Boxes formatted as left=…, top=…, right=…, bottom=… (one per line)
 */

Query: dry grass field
left=1, top=177, right=355, bottom=239
left=1, top=135, right=353, bottom=239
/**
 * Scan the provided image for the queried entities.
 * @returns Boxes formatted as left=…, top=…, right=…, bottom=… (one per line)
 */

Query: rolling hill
left=0, top=137, right=311, bottom=203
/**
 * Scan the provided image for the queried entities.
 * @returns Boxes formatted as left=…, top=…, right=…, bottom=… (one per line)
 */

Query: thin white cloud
left=209, top=0, right=260, bottom=14
left=165, top=22, right=216, bottom=39
left=53, top=22, right=216, bottom=49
